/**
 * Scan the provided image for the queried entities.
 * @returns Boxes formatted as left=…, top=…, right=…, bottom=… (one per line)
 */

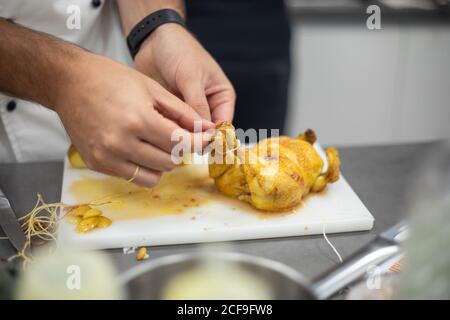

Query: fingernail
left=204, top=120, right=215, bottom=129
left=203, top=128, right=216, bottom=141
left=193, top=119, right=214, bottom=132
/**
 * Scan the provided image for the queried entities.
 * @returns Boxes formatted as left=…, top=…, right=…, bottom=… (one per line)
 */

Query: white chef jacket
left=0, top=0, right=132, bottom=162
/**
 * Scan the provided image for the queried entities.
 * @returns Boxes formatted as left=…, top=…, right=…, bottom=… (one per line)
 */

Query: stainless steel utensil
left=120, top=221, right=408, bottom=300
left=311, top=221, right=407, bottom=299
left=0, top=187, right=27, bottom=252
left=121, top=252, right=315, bottom=299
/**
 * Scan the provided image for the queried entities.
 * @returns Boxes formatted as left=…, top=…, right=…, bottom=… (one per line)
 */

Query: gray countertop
left=0, top=142, right=435, bottom=295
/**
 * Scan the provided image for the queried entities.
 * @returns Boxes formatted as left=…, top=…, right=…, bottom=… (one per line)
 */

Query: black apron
left=186, top=0, right=291, bottom=134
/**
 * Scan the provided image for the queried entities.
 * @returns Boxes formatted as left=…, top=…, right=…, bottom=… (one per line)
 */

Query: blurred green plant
left=400, top=142, right=450, bottom=299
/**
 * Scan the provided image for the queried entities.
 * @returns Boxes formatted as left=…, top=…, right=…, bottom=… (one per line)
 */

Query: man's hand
left=134, top=24, right=235, bottom=123
left=0, top=19, right=214, bottom=187
left=56, top=54, right=214, bottom=187
left=117, top=0, right=235, bottom=123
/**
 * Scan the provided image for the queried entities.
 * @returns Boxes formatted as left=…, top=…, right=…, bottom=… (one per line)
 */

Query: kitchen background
left=285, top=0, right=450, bottom=146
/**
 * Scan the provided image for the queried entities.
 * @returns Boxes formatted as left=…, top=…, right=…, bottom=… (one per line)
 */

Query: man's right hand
left=0, top=19, right=214, bottom=187
left=55, top=54, right=214, bottom=187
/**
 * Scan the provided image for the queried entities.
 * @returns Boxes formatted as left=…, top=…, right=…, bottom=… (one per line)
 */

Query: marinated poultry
left=209, top=122, right=340, bottom=211
left=67, top=122, right=340, bottom=212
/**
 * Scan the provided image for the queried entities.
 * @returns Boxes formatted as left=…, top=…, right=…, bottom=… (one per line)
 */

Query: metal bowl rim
left=119, top=251, right=311, bottom=290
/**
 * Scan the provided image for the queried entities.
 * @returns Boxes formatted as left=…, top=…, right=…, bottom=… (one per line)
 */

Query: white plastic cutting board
left=59, top=149, right=374, bottom=250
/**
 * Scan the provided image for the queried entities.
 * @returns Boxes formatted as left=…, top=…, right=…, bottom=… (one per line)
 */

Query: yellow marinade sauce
left=69, top=164, right=296, bottom=221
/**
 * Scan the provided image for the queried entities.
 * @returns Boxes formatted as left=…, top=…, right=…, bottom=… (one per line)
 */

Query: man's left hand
left=134, top=23, right=235, bottom=123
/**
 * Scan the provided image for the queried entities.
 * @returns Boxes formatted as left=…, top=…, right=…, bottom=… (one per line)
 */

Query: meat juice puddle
left=69, top=164, right=297, bottom=221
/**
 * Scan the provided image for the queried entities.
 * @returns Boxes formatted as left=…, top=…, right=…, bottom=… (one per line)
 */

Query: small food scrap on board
left=136, top=247, right=149, bottom=261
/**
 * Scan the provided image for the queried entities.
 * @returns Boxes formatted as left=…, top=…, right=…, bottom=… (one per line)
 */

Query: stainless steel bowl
left=119, top=224, right=404, bottom=300
left=119, top=252, right=315, bottom=299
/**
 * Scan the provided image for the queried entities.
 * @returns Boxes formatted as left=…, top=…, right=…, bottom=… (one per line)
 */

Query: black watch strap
left=126, top=9, right=186, bottom=59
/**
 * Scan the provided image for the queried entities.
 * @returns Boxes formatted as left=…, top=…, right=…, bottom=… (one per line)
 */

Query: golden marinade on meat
left=209, top=122, right=340, bottom=211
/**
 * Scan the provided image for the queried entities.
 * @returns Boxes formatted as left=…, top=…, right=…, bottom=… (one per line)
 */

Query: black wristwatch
left=126, top=9, right=186, bottom=59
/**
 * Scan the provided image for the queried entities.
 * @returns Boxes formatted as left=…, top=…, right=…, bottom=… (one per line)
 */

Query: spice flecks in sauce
left=69, top=164, right=297, bottom=221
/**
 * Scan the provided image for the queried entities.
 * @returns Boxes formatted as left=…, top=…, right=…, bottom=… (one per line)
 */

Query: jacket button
left=91, top=0, right=101, bottom=8
left=6, top=100, right=16, bottom=112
